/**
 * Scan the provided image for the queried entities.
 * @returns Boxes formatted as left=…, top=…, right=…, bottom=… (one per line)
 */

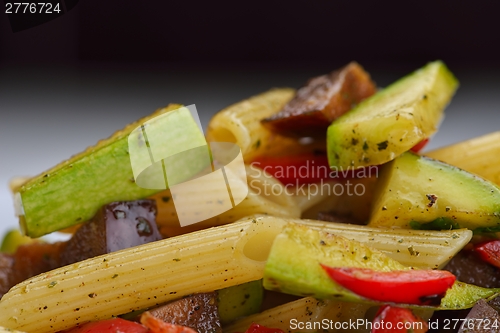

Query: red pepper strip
left=410, top=138, right=430, bottom=153
left=140, top=311, right=198, bottom=333
left=65, top=318, right=148, bottom=333
left=251, top=152, right=333, bottom=185
left=320, top=265, right=456, bottom=305
left=251, top=152, right=378, bottom=185
left=474, top=239, right=500, bottom=268
left=243, top=323, right=285, bottom=333
left=371, top=305, right=428, bottom=333
left=251, top=138, right=428, bottom=186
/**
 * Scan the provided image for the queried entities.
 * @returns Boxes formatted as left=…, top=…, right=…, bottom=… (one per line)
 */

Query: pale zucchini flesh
left=327, top=61, right=458, bottom=169
left=369, top=152, right=500, bottom=231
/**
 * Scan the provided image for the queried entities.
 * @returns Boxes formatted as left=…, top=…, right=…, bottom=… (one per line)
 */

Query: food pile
left=1, top=61, right=500, bottom=333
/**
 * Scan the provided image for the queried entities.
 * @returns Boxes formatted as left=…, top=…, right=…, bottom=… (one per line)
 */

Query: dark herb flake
left=377, top=141, right=388, bottom=150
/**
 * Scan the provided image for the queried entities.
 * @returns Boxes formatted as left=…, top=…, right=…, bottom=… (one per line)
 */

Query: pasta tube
left=425, top=131, right=500, bottom=185
left=248, top=216, right=471, bottom=269
left=0, top=219, right=282, bottom=332
left=0, top=216, right=471, bottom=332
left=206, top=88, right=325, bottom=162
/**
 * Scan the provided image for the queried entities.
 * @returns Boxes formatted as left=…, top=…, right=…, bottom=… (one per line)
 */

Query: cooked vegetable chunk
left=141, top=312, right=198, bottom=333
left=372, top=305, right=428, bottom=333
left=60, top=200, right=161, bottom=265
left=444, top=249, right=500, bottom=289
left=11, top=241, right=64, bottom=285
left=261, top=62, right=376, bottom=137
left=263, top=223, right=499, bottom=309
left=66, top=318, right=148, bottom=333
left=263, top=223, right=404, bottom=303
left=0, top=229, right=66, bottom=298
left=327, top=61, right=458, bottom=169
left=474, top=239, right=500, bottom=269
left=0, top=229, right=33, bottom=254
left=0, top=254, right=14, bottom=298
left=321, top=266, right=455, bottom=305
left=147, top=292, right=221, bottom=333
left=369, top=152, right=500, bottom=231
left=457, top=299, right=500, bottom=333
left=0, top=241, right=65, bottom=298
left=217, top=280, right=263, bottom=324
left=241, top=323, right=285, bottom=333
left=14, top=104, right=208, bottom=238
left=0, top=200, right=161, bottom=298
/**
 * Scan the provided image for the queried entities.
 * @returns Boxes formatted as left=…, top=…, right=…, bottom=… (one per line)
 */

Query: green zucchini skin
left=16, top=104, right=207, bottom=237
left=327, top=61, right=458, bottom=169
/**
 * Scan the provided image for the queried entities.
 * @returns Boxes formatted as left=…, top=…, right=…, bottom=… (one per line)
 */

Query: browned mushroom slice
left=60, top=200, right=162, bottom=266
left=444, top=249, right=500, bottom=288
left=0, top=253, right=14, bottom=298
left=261, top=62, right=376, bottom=137
left=11, top=241, right=65, bottom=281
left=457, top=299, right=500, bottom=333
left=148, top=292, right=222, bottom=333
left=1, top=200, right=161, bottom=299
left=0, top=241, right=65, bottom=298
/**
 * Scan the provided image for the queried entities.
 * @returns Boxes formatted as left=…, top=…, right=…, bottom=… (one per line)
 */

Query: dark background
left=2, top=1, right=500, bottom=69
left=1, top=1, right=500, bottom=236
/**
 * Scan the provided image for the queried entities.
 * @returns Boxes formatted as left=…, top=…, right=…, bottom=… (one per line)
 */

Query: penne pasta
left=0, top=218, right=283, bottom=333
left=0, top=216, right=471, bottom=332
left=240, top=216, right=471, bottom=269
left=206, top=88, right=325, bottom=162
left=5, top=61, right=500, bottom=333
left=223, top=297, right=373, bottom=333
left=425, top=131, right=500, bottom=185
